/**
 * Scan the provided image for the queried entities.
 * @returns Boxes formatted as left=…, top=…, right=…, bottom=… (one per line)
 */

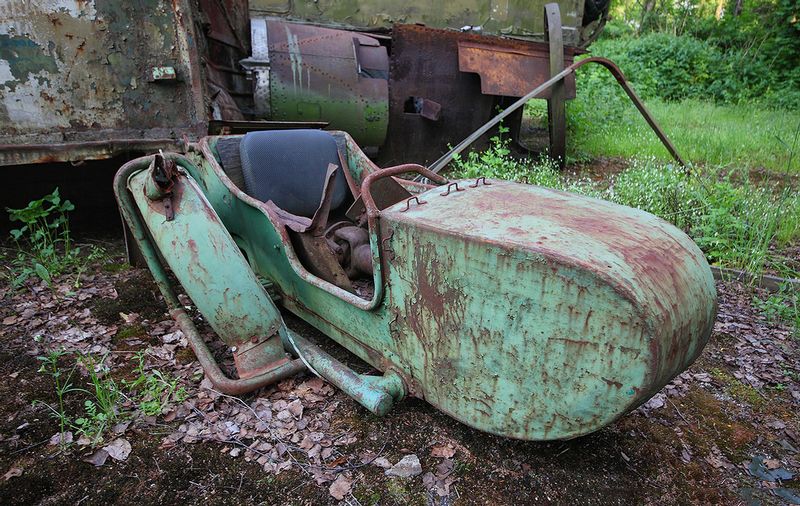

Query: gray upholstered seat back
left=239, top=130, right=347, bottom=217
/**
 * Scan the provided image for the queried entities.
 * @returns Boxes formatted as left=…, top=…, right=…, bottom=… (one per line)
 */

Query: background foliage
left=592, top=0, right=799, bottom=108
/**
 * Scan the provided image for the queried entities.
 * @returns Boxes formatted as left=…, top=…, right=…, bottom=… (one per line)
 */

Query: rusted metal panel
left=197, top=0, right=252, bottom=118
left=0, top=0, right=206, bottom=166
left=260, top=20, right=389, bottom=147
left=545, top=2, right=567, bottom=165
left=381, top=24, right=573, bottom=166
left=457, top=40, right=577, bottom=98
left=380, top=24, right=496, bottom=165
left=379, top=179, right=716, bottom=439
left=249, top=0, right=586, bottom=46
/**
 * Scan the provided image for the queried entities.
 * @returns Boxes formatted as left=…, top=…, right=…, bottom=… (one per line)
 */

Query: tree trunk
left=639, top=0, right=657, bottom=32
left=715, top=0, right=725, bottom=19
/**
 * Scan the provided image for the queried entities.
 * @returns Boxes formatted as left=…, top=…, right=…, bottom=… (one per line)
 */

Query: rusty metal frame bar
left=0, top=139, right=185, bottom=166
left=429, top=56, right=687, bottom=174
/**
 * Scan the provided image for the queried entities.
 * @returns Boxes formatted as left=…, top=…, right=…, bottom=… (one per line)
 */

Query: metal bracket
left=239, top=18, right=271, bottom=118
left=544, top=3, right=566, bottom=168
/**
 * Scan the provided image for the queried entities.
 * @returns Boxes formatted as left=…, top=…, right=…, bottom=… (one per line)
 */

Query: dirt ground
left=1, top=239, right=799, bottom=505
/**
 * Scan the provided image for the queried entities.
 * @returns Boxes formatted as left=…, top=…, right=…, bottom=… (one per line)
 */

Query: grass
left=566, top=98, right=800, bottom=173
left=754, top=283, right=800, bottom=337
left=35, top=350, right=187, bottom=447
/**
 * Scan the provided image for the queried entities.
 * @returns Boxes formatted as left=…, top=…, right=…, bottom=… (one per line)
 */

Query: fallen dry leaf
left=112, top=421, right=131, bottom=434
left=83, top=449, right=109, bottom=467
left=103, top=438, right=132, bottom=461
left=49, top=431, right=73, bottom=446
left=287, top=399, right=303, bottom=419
left=328, top=474, right=352, bottom=500
left=430, top=444, right=456, bottom=459
left=2, top=467, right=22, bottom=481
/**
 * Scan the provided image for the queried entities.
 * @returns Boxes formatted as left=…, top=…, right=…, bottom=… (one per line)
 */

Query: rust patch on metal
left=457, top=40, right=577, bottom=98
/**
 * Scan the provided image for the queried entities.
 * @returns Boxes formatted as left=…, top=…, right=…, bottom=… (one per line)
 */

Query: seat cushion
left=239, top=130, right=347, bottom=217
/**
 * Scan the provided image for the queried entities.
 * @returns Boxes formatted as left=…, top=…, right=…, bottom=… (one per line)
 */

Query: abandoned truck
left=0, top=0, right=610, bottom=170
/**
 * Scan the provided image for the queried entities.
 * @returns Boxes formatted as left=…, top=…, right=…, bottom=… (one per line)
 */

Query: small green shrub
left=74, top=355, right=122, bottom=445
left=450, top=128, right=599, bottom=196
left=123, top=351, right=187, bottom=417
left=5, top=189, right=108, bottom=289
left=605, top=160, right=701, bottom=231
left=34, top=350, right=81, bottom=446
left=754, top=283, right=799, bottom=337
left=607, top=162, right=799, bottom=275
left=6, top=188, right=78, bottom=287
left=35, top=349, right=187, bottom=447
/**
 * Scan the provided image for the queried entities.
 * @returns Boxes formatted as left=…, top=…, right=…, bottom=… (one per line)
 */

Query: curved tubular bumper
left=430, top=56, right=686, bottom=173
left=286, top=331, right=405, bottom=416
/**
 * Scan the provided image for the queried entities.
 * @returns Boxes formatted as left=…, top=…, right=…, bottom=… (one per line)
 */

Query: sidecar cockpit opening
left=211, top=129, right=379, bottom=299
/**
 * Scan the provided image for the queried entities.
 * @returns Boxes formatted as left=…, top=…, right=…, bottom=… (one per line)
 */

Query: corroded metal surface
left=249, top=0, right=586, bottom=46
left=457, top=40, right=577, bottom=98
left=380, top=180, right=716, bottom=439
left=380, top=24, right=579, bottom=166
left=0, top=0, right=205, bottom=165
left=117, top=150, right=408, bottom=407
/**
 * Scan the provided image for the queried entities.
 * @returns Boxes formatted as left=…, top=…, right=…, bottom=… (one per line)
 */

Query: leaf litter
left=1, top=249, right=799, bottom=503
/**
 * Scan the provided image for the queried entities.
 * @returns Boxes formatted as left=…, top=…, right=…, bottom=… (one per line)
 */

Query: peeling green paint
left=0, top=34, right=58, bottom=90
left=0, top=0, right=205, bottom=165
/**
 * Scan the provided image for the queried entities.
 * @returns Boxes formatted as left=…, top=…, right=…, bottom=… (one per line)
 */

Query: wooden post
left=545, top=3, right=566, bottom=168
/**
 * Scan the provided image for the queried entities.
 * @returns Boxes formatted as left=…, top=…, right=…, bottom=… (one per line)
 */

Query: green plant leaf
left=34, top=263, right=52, bottom=284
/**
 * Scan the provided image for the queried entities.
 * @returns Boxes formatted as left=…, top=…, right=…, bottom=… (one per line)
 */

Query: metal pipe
left=429, top=56, right=686, bottom=173
left=360, top=163, right=447, bottom=219
left=172, top=309, right=306, bottom=395
left=286, top=330, right=405, bottom=416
